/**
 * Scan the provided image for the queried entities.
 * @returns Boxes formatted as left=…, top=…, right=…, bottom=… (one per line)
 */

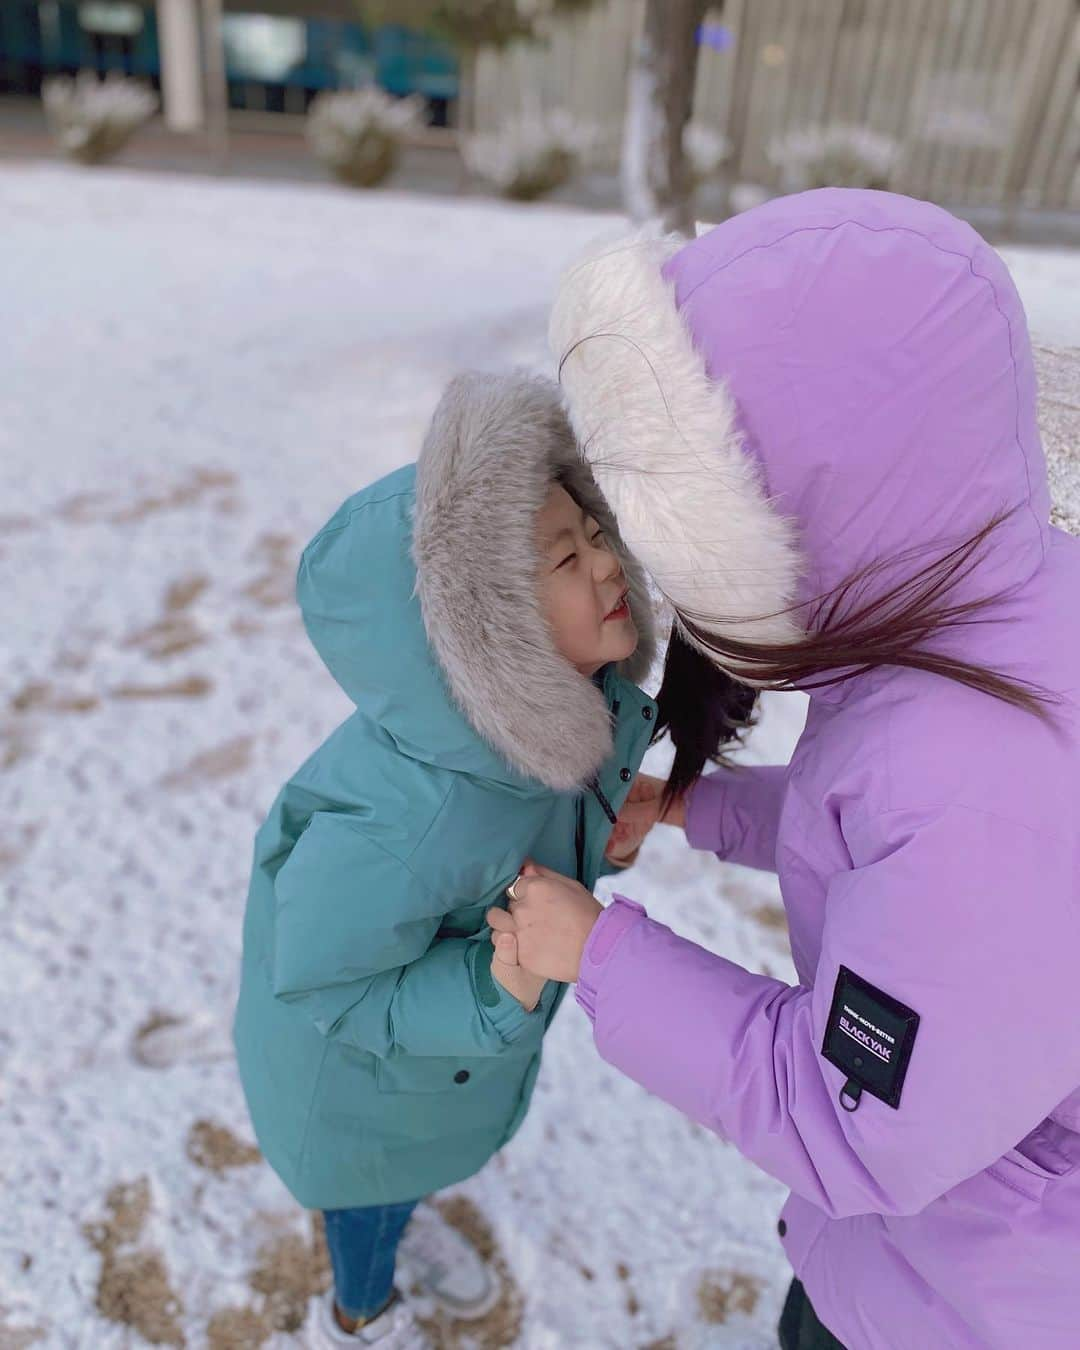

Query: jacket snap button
left=642, top=706, right=653, bottom=720
left=777, top=1219, right=787, bottom=1237
left=454, top=1070, right=470, bottom=1085
left=620, top=768, right=632, bottom=782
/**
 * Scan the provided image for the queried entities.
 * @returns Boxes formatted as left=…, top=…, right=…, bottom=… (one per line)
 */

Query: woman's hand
left=486, top=860, right=602, bottom=983
left=605, top=773, right=687, bottom=865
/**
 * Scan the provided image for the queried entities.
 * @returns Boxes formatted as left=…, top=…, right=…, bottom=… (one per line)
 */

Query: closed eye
left=556, top=530, right=605, bottom=570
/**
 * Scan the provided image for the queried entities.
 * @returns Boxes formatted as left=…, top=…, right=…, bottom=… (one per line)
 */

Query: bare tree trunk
left=454, top=47, right=478, bottom=191
left=621, top=0, right=708, bottom=236
left=200, top=0, right=228, bottom=172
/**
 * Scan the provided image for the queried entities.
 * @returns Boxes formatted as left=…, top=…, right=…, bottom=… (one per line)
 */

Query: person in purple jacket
left=486, top=190, right=1080, bottom=1350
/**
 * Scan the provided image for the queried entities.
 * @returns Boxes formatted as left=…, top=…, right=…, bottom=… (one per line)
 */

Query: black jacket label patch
left=821, top=966, right=919, bottom=1110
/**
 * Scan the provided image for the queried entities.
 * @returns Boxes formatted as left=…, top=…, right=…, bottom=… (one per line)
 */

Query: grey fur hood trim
left=412, top=370, right=657, bottom=792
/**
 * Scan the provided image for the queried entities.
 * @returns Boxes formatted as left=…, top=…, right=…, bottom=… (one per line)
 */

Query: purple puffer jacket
left=551, top=191, right=1080, bottom=1349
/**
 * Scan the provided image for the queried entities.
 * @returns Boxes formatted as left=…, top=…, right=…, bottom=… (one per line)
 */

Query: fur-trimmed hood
left=550, top=229, right=803, bottom=667
left=296, top=371, right=656, bottom=792
left=413, top=371, right=656, bottom=790
left=549, top=191, right=1049, bottom=681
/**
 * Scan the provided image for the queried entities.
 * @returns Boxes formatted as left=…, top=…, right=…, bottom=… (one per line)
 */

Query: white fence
left=474, top=0, right=1080, bottom=210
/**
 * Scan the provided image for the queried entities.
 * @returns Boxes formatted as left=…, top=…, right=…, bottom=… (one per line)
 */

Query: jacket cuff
left=683, top=772, right=727, bottom=854
left=471, top=941, right=544, bottom=1045
left=575, top=894, right=648, bottom=1023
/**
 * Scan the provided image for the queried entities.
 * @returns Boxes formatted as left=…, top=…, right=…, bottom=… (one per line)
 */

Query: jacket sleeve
left=270, top=811, right=546, bottom=1058
left=578, top=804, right=1080, bottom=1218
left=683, top=765, right=790, bottom=872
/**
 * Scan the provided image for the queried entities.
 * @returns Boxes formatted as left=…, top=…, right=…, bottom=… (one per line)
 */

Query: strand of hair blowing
left=654, top=507, right=1061, bottom=818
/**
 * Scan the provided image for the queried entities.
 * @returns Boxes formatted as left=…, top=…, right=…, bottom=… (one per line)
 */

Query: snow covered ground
left=1, top=164, right=1077, bottom=1350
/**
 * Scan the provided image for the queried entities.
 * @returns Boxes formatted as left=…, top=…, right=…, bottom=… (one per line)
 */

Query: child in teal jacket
left=233, top=371, right=658, bottom=1343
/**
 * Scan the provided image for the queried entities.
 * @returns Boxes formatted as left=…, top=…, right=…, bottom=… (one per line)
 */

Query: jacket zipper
left=575, top=695, right=622, bottom=881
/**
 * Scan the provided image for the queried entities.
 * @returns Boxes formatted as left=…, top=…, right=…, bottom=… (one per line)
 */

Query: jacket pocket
left=987, top=1118, right=1080, bottom=1202
left=1049, top=1085, right=1080, bottom=1132
left=375, top=1053, right=483, bottom=1095
left=437, top=902, right=498, bottom=940
left=374, top=1050, right=533, bottom=1099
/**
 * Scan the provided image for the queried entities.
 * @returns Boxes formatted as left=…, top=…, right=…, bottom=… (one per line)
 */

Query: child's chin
left=612, top=622, right=639, bottom=661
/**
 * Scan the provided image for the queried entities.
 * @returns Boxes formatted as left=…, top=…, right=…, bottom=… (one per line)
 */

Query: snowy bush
left=920, top=72, right=1011, bottom=151
left=42, top=72, right=157, bottom=165
left=358, top=0, right=601, bottom=49
left=306, top=87, right=425, bottom=188
left=683, top=121, right=730, bottom=190
left=463, top=109, right=591, bottom=200
left=729, top=181, right=773, bottom=215
left=767, top=123, right=900, bottom=193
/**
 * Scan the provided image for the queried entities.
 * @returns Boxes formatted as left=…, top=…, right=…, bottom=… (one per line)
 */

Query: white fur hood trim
left=548, top=231, right=804, bottom=671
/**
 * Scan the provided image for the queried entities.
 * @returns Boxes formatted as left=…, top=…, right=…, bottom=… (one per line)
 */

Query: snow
left=1, top=163, right=1076, bottom=1350
left=996, top=246, right=1080, bottom=350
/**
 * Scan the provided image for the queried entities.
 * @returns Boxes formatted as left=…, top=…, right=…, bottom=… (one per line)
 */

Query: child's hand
left=490, top=927, right=545, bottom=1012
left=604, top=772, right=686, bottom=864
left=604, top=814, right=643, bottom=866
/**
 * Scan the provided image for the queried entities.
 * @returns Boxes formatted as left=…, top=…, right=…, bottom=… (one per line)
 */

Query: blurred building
left=0, top=1, right=458, bottom=121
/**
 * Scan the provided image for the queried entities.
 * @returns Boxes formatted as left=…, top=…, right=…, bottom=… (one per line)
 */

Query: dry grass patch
left=160, top=737, right=253, bottom=789
left=185, top=1119, right=261, bottom=1175
left=82, top=1178, right=185, bottom=1347
left=247, top=1214, right=332, bottom=1336
left=110, top=675, right=212, bottom=700
left=696, top=1268, right=762, bottom=1324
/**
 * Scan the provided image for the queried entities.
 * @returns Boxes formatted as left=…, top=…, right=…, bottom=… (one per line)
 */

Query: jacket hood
left=549, top=189, right=1050, bottom=679
left=296, top=371, right=656, bottom=792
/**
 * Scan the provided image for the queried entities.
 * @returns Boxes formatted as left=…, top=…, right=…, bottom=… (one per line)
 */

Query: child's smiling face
left=536, top=483, right=639, bottom=677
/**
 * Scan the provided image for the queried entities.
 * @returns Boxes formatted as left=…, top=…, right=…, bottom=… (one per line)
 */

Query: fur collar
left=412, top=371, right=656, bottom=791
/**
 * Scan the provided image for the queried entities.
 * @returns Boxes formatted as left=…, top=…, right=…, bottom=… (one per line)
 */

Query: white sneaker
left=311, top=1289, right=428, bottom=1347
left=395, top=1203, right=500, bottom=1321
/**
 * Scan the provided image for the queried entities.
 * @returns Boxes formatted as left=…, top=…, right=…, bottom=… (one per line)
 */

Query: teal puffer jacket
left=233, top=374, right=658, bottom=1208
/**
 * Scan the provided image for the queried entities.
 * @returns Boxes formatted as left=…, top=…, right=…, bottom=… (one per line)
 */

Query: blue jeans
left=321, top=1199, right=422, bottom=1321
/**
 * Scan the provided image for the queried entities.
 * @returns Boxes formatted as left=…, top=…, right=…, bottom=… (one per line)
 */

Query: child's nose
left=595, top=549, right=621, bottom=582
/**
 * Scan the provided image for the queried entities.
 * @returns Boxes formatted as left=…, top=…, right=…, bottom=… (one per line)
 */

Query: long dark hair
left=654, top=506, right=1060, bottom=817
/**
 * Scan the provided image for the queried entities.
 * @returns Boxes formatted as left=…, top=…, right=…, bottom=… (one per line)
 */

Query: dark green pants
left=778, top=1279, right=847, bottom=1350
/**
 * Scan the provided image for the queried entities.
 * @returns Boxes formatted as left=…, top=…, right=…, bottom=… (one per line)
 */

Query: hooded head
left=296, top=371, right=656, bottom=792
left=549, top=189, right=1050, bottom=687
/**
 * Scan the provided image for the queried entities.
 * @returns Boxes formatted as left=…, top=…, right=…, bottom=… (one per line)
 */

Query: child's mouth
left=603, top=591, right=631, bottom=622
